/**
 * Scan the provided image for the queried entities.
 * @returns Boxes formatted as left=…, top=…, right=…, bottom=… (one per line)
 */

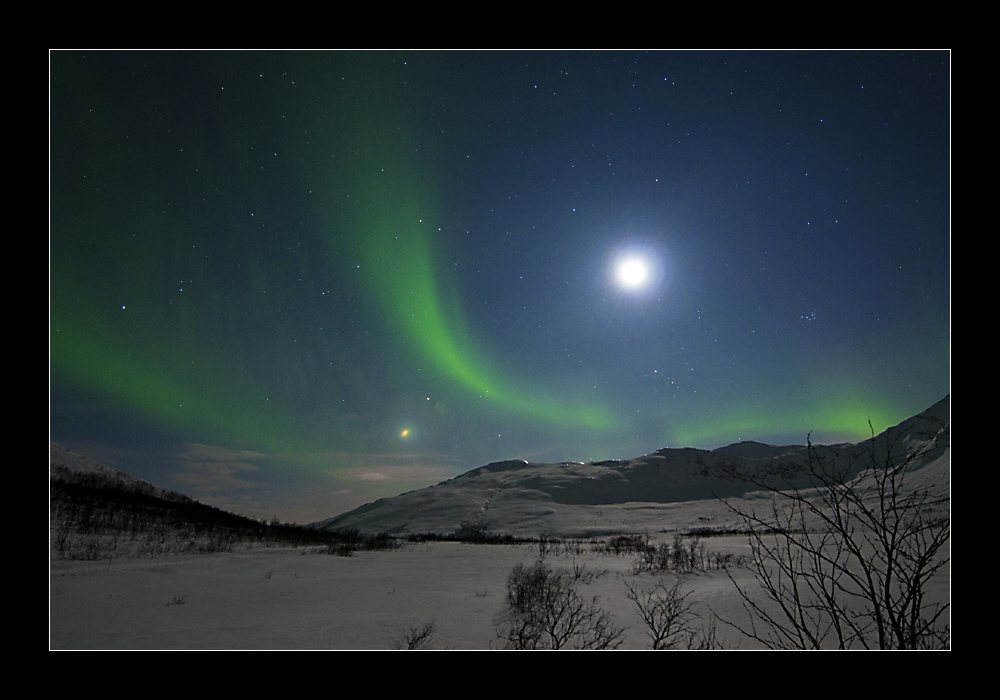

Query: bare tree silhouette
left=718, top=422, right=949, bottom=649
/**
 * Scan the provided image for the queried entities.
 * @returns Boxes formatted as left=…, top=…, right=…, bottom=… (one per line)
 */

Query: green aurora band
left=339, top=115, right=615, bottom=432
left=667, top=395, right=900, bottom=449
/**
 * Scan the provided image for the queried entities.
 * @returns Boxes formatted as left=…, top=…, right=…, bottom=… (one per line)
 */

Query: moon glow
left=615, top=256, right=651, bottom=290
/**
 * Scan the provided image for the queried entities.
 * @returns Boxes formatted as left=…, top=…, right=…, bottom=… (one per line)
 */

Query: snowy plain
left=51, top=536, right=766, bottom=650
left=49, top=490, right=949, bottom=650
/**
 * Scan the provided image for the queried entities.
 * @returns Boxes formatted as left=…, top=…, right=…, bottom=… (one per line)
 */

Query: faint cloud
left=297, top=450, right=461, bottom=513
left=172, top=442, right=267, bottom=493
left=181, top=443, right=271, bottom=462
left=356, top=472, right=390, bottom=481
left=341, top=453, right=456, bottom=488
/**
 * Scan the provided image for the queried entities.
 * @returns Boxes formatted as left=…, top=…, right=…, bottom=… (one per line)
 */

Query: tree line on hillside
left=49, top=466, right=395, bottom=559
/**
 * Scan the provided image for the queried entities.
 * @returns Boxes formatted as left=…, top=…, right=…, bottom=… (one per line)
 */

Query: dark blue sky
left=50, top=51, right=950, bottom=523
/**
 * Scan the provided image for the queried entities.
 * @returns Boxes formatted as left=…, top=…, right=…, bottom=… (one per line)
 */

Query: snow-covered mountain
left=314, top=396, right=950, bottom=538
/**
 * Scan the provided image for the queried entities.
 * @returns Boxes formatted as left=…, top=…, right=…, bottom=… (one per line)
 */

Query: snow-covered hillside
left=314, top=396, right=950, bottom=538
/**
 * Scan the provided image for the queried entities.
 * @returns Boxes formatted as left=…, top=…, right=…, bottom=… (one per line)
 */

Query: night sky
left=49, top=51, right=950, bottom=524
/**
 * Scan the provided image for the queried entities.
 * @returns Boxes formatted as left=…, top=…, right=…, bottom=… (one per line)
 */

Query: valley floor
left=50, top=538, right=761, bottom=650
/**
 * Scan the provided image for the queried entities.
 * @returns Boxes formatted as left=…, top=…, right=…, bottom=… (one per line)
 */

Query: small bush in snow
left=495, top=561, right=624, bottom=650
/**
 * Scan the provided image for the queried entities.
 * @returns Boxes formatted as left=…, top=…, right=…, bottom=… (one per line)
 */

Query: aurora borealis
left=49, top=51, right=950, bottom=523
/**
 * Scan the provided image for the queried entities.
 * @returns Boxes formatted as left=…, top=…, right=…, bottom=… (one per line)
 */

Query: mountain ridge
left=314, top=396, right=950, bottom=538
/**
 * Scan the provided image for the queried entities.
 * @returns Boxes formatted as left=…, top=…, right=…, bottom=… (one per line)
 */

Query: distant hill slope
left=49, top=444, right=350, bottom=559
left=50, top=442, right=195, bottom=505
left=313, top=396, right=950, bottom=538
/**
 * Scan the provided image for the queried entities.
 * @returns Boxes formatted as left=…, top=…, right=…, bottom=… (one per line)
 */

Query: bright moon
left=615, top=256, right=650, bottom=289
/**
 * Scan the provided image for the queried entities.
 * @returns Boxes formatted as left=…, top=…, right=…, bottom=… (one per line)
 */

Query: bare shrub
left=630, top=534, right=736, bottom=574
left=625, top=576, right=718, bottom=649
left=495, top=561, right=624, bottom=650
left=393, top=621, right=437, bottom=650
